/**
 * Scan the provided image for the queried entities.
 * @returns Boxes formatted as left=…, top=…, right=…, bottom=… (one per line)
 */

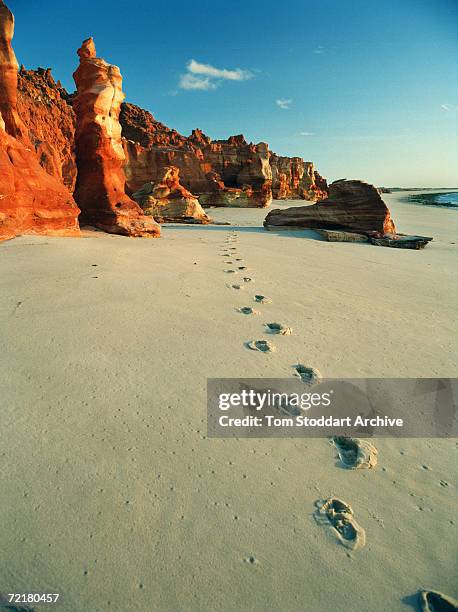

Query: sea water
left=408, top=191, right=458, bottom=209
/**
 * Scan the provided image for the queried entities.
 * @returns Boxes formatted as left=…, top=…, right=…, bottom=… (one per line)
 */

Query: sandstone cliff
left=72, top=38, right=160, bottom=237
left=17, top=67, right=77, bottom=191
left=120, top=106, right=328, bottom=207
left=270, top=154, right=328, bottom=201
left=12, top=51, right=327, bottom=211
left=121, top=106, right=274, bottom=208
left=0, top=0, right=79, bottom=241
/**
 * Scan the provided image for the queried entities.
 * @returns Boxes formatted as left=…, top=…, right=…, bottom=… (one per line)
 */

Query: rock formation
left=132, top=166, right=211, bottom=223
left=0, top=0, right=28, bottom=143
left=196, top=136, right=273, bottom=208
left=270, top=154, right=327, bottom=200
left=8, top=19, right=327, bottom=215
left=0, top=0, right=80, bottom=241
left=72, top=38, right=160, bottom=237
left=264, top=179, right=396, bottom=234
left=13, top=73, right=328, bottom=211
left=18, top=67, right=77, bottom=191
left=121, top=110, right=275, bottom=208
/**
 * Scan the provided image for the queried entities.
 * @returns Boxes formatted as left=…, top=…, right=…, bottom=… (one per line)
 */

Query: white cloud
left=179, top=73, right=217, bottom=91
left=187, top=59, right=252, bottom=82
left=276, top=98, right=292, bottom=110
left=313, top=45, right=325, bottom=54
left=441, top=103, right=458, bottom=111
left=178, top=59, right=253, bottom=91
left=299, top=131, right=315, bottom=136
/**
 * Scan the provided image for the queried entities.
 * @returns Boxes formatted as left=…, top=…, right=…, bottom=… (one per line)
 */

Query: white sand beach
left=0, top=191, right=457, bottom=611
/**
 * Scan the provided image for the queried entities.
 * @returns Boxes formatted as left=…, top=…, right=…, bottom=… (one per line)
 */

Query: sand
left=0, top=191, right=457, bottom=611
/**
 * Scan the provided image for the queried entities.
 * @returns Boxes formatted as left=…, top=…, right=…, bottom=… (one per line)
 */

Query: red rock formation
left=132, top=166, right=211, bottom=223
left=264, top=179, right=396, bottom=234
left=0, top=0, right=80, bottom=241
left=17, top=67, right=77, bottom=191
left=314, top=170, right=328, bottom=199
left=11, top=46, right=326, bottom=213
left=72, top=38, right=160, bottom=237
left=120, top=102, right=187, bottom=149
left=121, top=105, right=328, bottom=207
left=13, top=76, right=327, bottom=211
left=0, top=0, right=28, bottom=143
left=271, top=154, right=328, bottom=200
left=121, top=108, right=274, bottom=208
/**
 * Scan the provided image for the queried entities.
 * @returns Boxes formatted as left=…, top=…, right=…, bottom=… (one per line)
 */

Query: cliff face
left=120, top=104, right=327, bottom=207
left=0, top=0, right=80, bottom=241
left=13, top=72, right=327, bottom=209
left=72, top=38, right=160, bottom=237
left=270, top=154, right=328, bottom=200
left=121, top=105, right=274, bottom=208
left=17, top=67, right=77, bottom=191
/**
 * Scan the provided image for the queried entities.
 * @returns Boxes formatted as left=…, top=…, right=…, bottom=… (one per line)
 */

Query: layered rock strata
left=264, top=179, right=396, bottom=234
left=270, top=154, right=327, bottom=200
left=121, top=113, right=274, bottom=208
left=72, top=38, right=160, bottom=237
left=17, top=67, right=77, bottom=191
left=0, top=0, right=80, bottom=241
left=132, top=166, right=211, bottom=223
left=13, top=74, right=328, bottom=210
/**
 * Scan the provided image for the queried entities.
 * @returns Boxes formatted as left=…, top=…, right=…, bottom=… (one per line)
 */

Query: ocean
left=407, top=191, right=458, bottom=209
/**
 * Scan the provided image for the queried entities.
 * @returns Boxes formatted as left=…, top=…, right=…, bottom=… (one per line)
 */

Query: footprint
left=237, top=307, right=260, bottom=315
left=243, top=277, right=253, bottom=283
left=332, top=437, right=378, bottom=469
left=265, top=322, right=293, bottom=336
left=418, top=590, right=458, bottom=612
left=238, top=266, right=248, bottom=270
left=224, top=261, right=233, bottom=264
left=227, top=284, right=243, bottom=290
left=224, top=270, right=237, bottom=274
left=246, top=340, right=276, bottom=353
left=293, top=364, right=321, bottom=386
left=314, top=498, right=366, bottom=550
left=254, top=295, right=272, bottom=304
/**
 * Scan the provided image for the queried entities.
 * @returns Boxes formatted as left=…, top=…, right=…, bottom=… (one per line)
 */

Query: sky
left=8, top=0, right=458, bottom=187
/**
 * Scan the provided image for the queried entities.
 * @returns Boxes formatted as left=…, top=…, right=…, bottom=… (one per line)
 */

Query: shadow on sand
left=161, top=224, right=327, bottom=241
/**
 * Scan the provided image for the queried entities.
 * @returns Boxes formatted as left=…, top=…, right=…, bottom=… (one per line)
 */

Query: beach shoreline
left=0, top=190, right=457, bottom=611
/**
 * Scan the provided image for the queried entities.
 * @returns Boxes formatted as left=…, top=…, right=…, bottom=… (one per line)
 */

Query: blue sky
left=9, top=0, right=458, bottom=186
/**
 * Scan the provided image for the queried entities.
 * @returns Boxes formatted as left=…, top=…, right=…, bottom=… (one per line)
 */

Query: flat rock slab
left=370, top=234, right=433, bottom=249
left=315, top=229, right=369, bottom=243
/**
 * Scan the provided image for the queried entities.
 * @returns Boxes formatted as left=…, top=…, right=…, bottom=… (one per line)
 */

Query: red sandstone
left=72, top=38, right=160, bottom=237
left=0, top=0, right=80, bottom=241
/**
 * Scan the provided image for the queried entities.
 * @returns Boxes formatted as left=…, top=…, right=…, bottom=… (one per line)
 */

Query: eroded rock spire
left=72, top=37, right=160, bottom=236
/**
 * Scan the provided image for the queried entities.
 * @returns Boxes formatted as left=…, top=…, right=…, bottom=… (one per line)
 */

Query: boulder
left=264, top=179, right=396, bottom=234
left=132, top=166, right=211, bottom=223
left=0, top=0, right=80, bottom=241
left=72, top=38, right=160, bottom=237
